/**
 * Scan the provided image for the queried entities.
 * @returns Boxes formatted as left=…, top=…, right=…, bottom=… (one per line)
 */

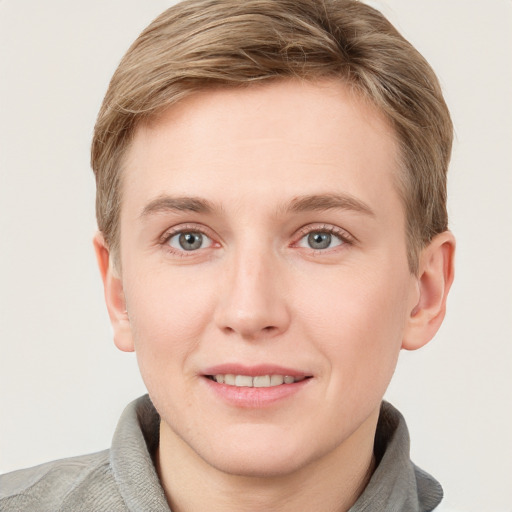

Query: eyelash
left=293, top=224, right=355, bottom=252
left=160, top=224, right=217, bottom=256
left=159, top=223, right=355, bottom=256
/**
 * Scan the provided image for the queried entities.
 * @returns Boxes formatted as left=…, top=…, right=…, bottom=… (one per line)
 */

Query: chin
left=206, top=449, right=309, bottom=479
left=195, top=429, right=325, bottom=479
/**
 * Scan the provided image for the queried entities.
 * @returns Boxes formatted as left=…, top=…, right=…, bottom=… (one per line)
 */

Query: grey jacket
left=0, top=396, right=443, bottom=511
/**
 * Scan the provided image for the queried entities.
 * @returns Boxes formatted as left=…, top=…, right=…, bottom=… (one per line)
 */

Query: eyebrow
left=139, top=192, right=375, bottom=220
left=140, top=196, right=215, bottom=219
left=287, top=193, right=375, bottom=216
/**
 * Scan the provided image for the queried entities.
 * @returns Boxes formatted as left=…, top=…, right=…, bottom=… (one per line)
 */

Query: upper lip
left=202, top=363, right=311, bottom=378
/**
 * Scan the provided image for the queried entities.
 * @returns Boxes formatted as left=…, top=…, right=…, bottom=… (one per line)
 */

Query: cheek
left=123, top=266, right=217, bottom=367
left=295, top=262, right=410, bottom=381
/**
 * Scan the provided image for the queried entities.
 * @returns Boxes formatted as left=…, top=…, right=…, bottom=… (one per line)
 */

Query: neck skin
left=156, top=407, right=379, bottom=512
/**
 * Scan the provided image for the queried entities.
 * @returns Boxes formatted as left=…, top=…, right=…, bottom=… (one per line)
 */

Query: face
left=111, top=80, right=421, bottom=477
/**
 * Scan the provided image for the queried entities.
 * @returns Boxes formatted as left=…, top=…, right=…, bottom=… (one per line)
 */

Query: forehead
left=121, top=79, right=400, bottom=220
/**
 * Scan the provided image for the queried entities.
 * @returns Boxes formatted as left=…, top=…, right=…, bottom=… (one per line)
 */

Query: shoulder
left=0, top=450, right=125, bottom=511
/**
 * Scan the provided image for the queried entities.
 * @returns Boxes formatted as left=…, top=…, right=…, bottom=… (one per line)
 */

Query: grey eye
left=297, top=230, right=344, bottom=250
left=307, top=232, right=332, bottom=249
left=168, top=231, right=212, bottom=251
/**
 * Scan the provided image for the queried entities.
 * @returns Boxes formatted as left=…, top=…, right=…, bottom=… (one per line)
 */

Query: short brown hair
left=91, top=0, right=453, bottom=273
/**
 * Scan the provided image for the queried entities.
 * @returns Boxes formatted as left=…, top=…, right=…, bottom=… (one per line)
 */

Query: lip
left=202, top=363, right=310, bottom=378
left=200, top=363, right=313, bottom=408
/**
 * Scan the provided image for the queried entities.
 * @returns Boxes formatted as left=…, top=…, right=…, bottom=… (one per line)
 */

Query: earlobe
left=402, top=231, right=455, bottom=351
left=93, top=232, right=135, bottom=353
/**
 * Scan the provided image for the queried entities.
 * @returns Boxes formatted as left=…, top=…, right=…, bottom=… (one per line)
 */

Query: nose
left=213, top=246, right=291, bottom=340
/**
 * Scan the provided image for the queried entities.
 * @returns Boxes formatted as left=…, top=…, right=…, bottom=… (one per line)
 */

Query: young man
left=0, top=1, right=455, bottom=510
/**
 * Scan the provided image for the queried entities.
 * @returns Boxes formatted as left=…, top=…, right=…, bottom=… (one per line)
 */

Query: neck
left=156, top=407, right=379, bottom=512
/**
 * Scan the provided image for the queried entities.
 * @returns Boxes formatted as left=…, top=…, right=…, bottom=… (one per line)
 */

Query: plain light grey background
left=1, top=1, right=511, bottom=511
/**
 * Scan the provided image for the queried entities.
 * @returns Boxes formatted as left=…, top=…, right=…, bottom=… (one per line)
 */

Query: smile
left=207, top=374, right=307, bottom=388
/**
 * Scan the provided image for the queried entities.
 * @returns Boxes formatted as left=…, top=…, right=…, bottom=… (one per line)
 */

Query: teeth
left=235, top=375, right=253, bottom=387
left=224, top=374, right=235, bottom=385
left=270, top=375, right=284, bottom=386
left=253, top=375, right=270, bottom=388
left=212, top=374, right=306, bottom=388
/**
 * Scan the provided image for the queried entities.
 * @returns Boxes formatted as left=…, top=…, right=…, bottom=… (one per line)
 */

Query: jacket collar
left=110, top=396, right=442, bottom=512
left=349, top=401, right=443, bottom=511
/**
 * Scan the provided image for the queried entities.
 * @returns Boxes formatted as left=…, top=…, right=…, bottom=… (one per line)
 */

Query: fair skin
left=95, top=79, right=454, bottom=512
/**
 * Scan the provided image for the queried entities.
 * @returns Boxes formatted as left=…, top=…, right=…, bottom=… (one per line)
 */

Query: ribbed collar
left=110, top=395, right=171, bottom=511
left=349, top=401, right=443, bottom=511
left=110, top=396, right=442, bottom=512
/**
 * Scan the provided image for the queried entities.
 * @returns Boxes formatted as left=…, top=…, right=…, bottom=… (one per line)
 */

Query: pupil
left=179, top=232, right=202, bottom=250
left=308, top=232, right=331, bottom=249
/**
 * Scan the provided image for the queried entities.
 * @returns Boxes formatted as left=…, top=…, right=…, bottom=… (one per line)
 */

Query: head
left=92, top=0, right=453, bottom=275
left=92, top=0, right=455, bottom=481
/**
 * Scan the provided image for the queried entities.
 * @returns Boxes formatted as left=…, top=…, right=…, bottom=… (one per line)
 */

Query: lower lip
left=203, top=377, right=311, bottom=408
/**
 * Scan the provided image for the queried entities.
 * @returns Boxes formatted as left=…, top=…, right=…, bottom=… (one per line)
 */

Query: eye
left=167, top=231, right=213, bottom=251
left=297, top=230, right=345, bottom=250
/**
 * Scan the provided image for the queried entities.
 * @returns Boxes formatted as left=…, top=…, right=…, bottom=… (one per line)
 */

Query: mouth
left=201, top=365, right=313, bottom=406
left=205, top=374, right=310, bottom=388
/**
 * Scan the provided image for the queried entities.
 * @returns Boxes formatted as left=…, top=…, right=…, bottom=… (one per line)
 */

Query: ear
left=402, top=231, right=455, bottom=351
left=93, top=232, right=134, bottom=352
